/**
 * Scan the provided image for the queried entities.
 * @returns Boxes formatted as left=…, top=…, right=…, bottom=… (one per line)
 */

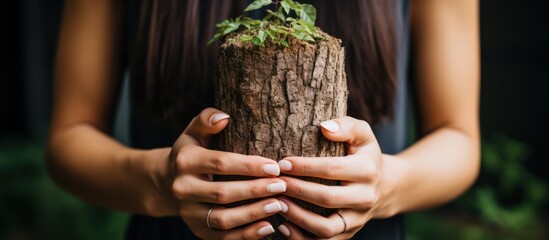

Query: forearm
left=382, top=126, right=480, bottom=216
left=47, top=124, right=174, bottom=216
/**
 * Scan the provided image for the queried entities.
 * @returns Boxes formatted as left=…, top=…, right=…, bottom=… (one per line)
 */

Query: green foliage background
left=0, top=135, right=128, bottom=240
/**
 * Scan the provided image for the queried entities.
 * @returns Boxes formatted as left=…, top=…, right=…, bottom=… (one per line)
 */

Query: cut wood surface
left=214, top=34, right=348, bottom=239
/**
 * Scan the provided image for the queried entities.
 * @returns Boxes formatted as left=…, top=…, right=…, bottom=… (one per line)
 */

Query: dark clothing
left=125, top=0, right=411, bottom=239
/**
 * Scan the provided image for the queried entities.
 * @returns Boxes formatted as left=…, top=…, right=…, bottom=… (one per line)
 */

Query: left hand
left=275, top=117, right=400, bottom=239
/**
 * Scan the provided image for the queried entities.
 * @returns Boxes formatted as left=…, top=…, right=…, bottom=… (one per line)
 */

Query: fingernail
left=267, top=182, right=286, bottom=193
left=320, top=120, right=340, bottom=133
left=278, top=160, right=292, bottom=171
left=278, top=224, right=291, bottom=237
left=257, top=225, right=275, bottom=236
left=210, top=113, right=230, bottom=125
left=264, top=201, right=282, bottom=213
left=279, top=200, right=288, bottom=213
left=262, top=164, right=280, bottom=176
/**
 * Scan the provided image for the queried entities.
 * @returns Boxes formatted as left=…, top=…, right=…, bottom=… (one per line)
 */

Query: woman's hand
left=155, top=108, right=289, bottom=239
left=274, top=117, right=406, bottom=239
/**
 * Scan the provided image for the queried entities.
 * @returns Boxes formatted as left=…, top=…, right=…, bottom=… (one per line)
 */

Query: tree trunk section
left=214, top=36, right=348, bottom=239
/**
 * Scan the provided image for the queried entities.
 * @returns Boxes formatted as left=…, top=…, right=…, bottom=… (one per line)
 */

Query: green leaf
left=216, top=19, right=230, bottom=28
left=222, top=22, right=241, bottom=35
left=270, top=25, right=289, bottom=35
left=296, top=19, right=319, bottom=36
left=207, top=32, right=222, bottom=45
left=300, top=4, right=317, bottom=25
left=241, top=18, right=261, bottom=29
left=266, top=9, right=285, bottom=22
left=280, top=0, right=291, bottom=14
left=258, top=30, right=268, bottom=43
left=252, top=37, right=264, bottom=46
left=244, top=0, right=272, bottom=12
left=292, top=23, right=312, bottom=36
left=280, top=38, right=289, bottom=47
left=291, top=31, right=314, bottom=42
left=240, top=34, right=254, bottom=42
left=266, top=29, right=276, bottom=40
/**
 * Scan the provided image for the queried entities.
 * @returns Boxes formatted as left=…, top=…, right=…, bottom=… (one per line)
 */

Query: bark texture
left=214, top=35, right=348, bottom=239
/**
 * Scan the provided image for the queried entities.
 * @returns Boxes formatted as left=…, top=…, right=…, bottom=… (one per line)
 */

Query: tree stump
left=214, top=34, right=348, bottom=239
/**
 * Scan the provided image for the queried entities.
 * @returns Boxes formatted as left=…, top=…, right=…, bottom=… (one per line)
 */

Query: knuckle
left=247, top=207, right=263, bottom=221
left=213, top=214, right=232, bottom=230
left=290, top=181, right=303, bottom=196
left=175, top=152, right=187, bottom=171
left=171, top=180, right=188, bottom=200
left=250, top=182, right=264, bottom=198
left=176, top=145, right=196, bottom=171
left=211, top=153, right=229, bottom=173
left=362, top=160, right=378, bottom=180
left=361, top=189, right=377, bottom=207
left=179, top=207, right=192, bottom=219
left=293, top=215, right=307, bottom=227
left=324, top=159, right=340, bottom=178
left=213, top=186, right=229, bottom=204
left=320, top=191, right=338, bottom=206
left=242, top=159, right=256, bottom=176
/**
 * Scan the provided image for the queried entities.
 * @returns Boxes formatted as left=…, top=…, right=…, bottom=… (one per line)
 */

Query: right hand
left=158, top=108, right=288, bottom=239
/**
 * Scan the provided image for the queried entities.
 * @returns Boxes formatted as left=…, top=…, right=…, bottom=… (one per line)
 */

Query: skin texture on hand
left=161, top=108, right=288, bottom=239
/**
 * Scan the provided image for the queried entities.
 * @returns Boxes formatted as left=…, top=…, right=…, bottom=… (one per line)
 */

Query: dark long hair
left=131, top=0, right=396, bottom=127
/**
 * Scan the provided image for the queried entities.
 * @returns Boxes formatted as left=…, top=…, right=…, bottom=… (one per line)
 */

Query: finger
left=204, top=221, right=276, bottom=240
left=181, top=202, right=276, bottom=240
left=219, top=221, right=276, bottom=240
left=278, top=155, right=377, bottom=181
left=208, top=199, right=286, bottom=230
left=176, top=145, right=280, bottom=176
left=280, top=177, right=376, bottom=210
left=173, top=176, right=287, bottom=204
left=182, top=108, right=230, bottom=147
left=319, top=117, right=378, bottom=151
left=278, top=197, right=359, bottom=239
left=277, top=222, right=308, bottom=240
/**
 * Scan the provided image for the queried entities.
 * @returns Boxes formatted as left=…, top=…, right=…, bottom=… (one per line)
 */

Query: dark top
left=123, top=0, right=411, bottom=239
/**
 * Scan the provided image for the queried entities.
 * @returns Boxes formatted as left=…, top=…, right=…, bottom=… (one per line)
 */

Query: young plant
left=208, top=0, right=322, bottom=47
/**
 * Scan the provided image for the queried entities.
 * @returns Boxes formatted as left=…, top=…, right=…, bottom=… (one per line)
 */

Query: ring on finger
left=206, top=204, right=217, bottom=229
left=336, top=212, right=347, bottom=234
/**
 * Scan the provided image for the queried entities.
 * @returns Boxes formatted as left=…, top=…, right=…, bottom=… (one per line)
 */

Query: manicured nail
left=258, top=225, right=275, bottom=236
left=210, top=113, right=230, bottom=125
left=278, top=160, right=292, bottom=171
left=320, top=120, right=340, bottom=133
left=264, top=201, right=282, bottom=214
left=279, top=200, right=288, bottom=213
left=278, top=224, right=291, bottom=237
left=267, top=182, right=286, bottom=193
left=262, top=164, right=280, bottom=176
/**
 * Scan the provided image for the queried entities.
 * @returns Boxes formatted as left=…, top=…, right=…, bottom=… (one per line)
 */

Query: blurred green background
left=1, top=0, right=548, bottom=239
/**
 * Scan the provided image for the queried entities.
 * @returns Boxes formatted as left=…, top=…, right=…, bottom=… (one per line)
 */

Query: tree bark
left=214, top=36, right=348, bottom=239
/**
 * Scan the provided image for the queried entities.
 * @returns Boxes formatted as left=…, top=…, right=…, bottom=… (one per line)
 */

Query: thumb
left=183, top=108, right=230, bottom=147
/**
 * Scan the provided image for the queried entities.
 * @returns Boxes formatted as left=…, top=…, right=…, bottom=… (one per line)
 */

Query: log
left=213, top=34, right=348, bottom=239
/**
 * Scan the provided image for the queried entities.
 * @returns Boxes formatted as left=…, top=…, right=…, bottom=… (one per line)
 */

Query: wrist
left=132, top=147, right=179, bottom=217
left=371, top=154, right=411, bottom=219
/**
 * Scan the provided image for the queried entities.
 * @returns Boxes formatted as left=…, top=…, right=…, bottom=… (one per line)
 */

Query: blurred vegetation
left=0, top=133, right=547, bottom=239
left=407, top=133, right=548, bottom=240
left=0, top=135, right=128, bottom=240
